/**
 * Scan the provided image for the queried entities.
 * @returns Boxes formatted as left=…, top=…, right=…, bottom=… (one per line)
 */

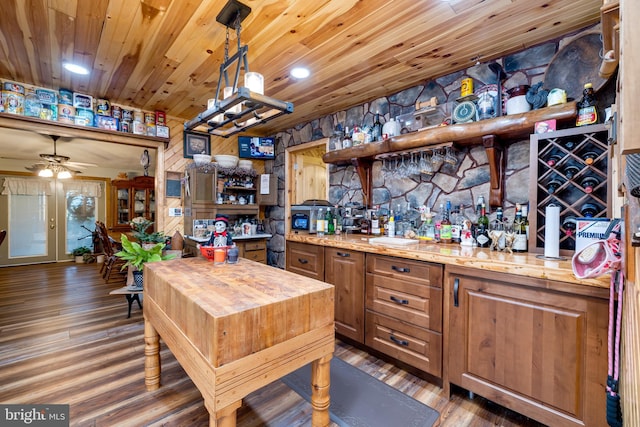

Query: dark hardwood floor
left=0, top=262, right=546, bottom=426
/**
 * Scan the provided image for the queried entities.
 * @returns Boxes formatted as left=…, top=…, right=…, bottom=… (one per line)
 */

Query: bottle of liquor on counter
left=423, top=207, right=435, bottom=241
left=316, top=208, right=325, bottom=236
left=440, top=201, right=452, bottom=243
left=334, top=206, right=343, bottom=235
left=371, top=206, right=380, bottom=235
left=582, top=150, right=600, bottom=166
left=512, top=208, right=528, bottom=252
left=371, top=112, right=382, bottom=142
left=562, top=165, right=581, bottom=180
left=547, top=180, right=563, bottom=194
left=580, top=176, right=599, bottom=194
left=576, top=82, right=598, bottom=126
left=326, top=207, right=334, bottom=235
left=562, top=216, right=577, bottom=250
left=476, top=203, right=490, bottom=248
left=387, top=210, right=395, bottom=237
left=451, top=204, right=463, bottom=243
left=475, top=195, right=485, bottom=217
left=521, top=205, right=529, bottom=240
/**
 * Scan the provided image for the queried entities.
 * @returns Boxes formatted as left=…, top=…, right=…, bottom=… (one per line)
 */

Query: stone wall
left=265, top=25, right=609, bottom=269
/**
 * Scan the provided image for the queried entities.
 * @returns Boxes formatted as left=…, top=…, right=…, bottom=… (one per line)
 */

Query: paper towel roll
left=544, top=205, right=560, bottom=258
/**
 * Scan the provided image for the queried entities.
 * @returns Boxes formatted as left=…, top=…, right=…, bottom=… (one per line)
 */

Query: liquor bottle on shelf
left=547, top=180, right=563, bottom=194
left=512, top=208, right=528, bottom=252
left=476, top=203, right=490, bottom=248
left=440, top=201, right=452, bottom=243
left=546, top=154, right=563, bottom=167
left=562, top=216, right=577, bottom=237
left=580, top=202, right=598, bottom=218
left=342, top=127, right=352, bottom=149
left=563, top=140, right=576, bottom=150
left=562, top=165, right=581, bottom=180
left=371, top=112, right=382, bottom=142
left=582, top=150, right=600, bottom=165
left=580, top=176, right=599, bottom=194
left=576, top=82, right=598, bottom=127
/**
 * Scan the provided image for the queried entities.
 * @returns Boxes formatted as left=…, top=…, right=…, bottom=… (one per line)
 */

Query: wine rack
left=528, top=123, right=610, bottom=256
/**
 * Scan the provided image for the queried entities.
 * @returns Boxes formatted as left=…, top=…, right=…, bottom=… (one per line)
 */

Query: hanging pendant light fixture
left=184, top=0, right=293, bottom=138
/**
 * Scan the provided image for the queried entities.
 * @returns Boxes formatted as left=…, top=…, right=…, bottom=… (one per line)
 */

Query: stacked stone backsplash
left=265, top=25, right=612, bottom=268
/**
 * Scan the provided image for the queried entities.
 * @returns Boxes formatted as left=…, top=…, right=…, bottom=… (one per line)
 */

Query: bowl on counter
left=214, top=154, right=239, bottom=168
left=193, top=153, right=212, bottom=166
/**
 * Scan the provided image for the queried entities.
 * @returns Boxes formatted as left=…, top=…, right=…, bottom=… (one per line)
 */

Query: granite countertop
left=286, top=232, right=610, bottom=289
left=186, top=233, right=272, bottom=243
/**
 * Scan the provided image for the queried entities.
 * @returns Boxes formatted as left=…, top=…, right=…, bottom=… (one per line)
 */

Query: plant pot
left=132, top=270, right=144, bottom=290
left=75, top=256, right=85, bottom=263
left=96, top=254, right=105, bottom=264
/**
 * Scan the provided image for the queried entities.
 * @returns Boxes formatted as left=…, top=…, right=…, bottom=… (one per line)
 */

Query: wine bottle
left=580, top=203, right=598, bottom=218
left=580, top=176, right=599, bottom=194
left=387, top=210, right=395, bottom=237
left=326, top=207, right=334, bottom=235
left=512, top=209, right=528, bottom=252
left=342, top=127, right=352, bottom=148
left=562, top=216, right=577, bottom=237
left=563, top=140, right=576, bottom=150
left=316, top=208, right=325, bottom=236
left=547, top=180, right=563, bottom=194
left=371, top=206, right=380, bottom=235
left=546, top=154, right=563, bottom=167
left=440, top=201, right=452, bottom=243
left=476, top=203, right=490, bottom=248
left=372, top=112, right=382, bottom=142
left=582, top=151, right=600, bottom=165
left=562, top=165, right=581, bottom=180
left=521, top=205, right=529, bottom=240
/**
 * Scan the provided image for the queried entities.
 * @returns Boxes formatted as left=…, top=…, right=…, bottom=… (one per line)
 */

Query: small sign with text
left=1, top=404, right=69, bottom=426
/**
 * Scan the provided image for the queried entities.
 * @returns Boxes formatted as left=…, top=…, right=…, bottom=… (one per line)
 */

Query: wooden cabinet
left=445, top=265, right=608, bottom=427
left=529, top=124, right=611, bottom=255
left=325, top=247, right=365, bottom=343
left=285, top=241, right=325, bottom=281
left=110, top=175, right=155, bottom=231
left=365, top=254, right=443, bottom=377
left=236, top=239, right=267, bottom=263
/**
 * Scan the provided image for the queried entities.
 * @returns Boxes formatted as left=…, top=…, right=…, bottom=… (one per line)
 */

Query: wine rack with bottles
left=528, top=123, right=610, bottom=256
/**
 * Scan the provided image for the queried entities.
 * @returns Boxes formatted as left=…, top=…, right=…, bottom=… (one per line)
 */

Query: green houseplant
left=115, top=234, right=176, bottom=289
left=72, top=246, right=92, bottom=263
left=129, top=216, right=166, bottom=244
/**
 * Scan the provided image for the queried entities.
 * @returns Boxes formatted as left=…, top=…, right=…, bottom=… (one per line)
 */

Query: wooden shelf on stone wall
left=322, top=102, right=578, bottom=208
left=0, top=112, right=170, bottom=149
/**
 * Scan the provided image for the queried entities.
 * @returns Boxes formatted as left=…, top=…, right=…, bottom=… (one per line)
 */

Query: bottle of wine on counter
left=440, top=201, right=452, bottom=243
left=326, top=207, right=334, bottom=235
left=512, top=208, right=528, bottom=252
left=451, top=204, right=463, bottom=243
left=576, top=82, right=598, bottom=126
left=476, top=203, right=490, bottom=248
left=580, top=176, right=599, bottom=193
left=387, top=210, right=395, bottom=237
left=521, top=205, right=529, bottom=240
left=580, top=202, right=598, bottom=218
left=316, top=208, right=325, bottom=236
left=371, top=206, right=380, bottom=235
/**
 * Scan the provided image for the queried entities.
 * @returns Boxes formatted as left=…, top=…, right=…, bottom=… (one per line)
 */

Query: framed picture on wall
left=183, top=130, right=210, bottom=158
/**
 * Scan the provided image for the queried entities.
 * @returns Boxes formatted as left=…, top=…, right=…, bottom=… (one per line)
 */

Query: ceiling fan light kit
left=183, top=0, right=293, bottom=138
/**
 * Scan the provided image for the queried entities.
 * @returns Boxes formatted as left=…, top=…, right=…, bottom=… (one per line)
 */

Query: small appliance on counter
left=291, top=199, right=332, bottom=232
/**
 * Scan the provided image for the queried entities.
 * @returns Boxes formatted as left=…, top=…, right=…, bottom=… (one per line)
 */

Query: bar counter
left=286, top=232, right=609, bottom=289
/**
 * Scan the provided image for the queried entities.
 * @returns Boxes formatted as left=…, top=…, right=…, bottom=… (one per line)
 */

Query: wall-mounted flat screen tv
left=238, top=136, right=275, bottom=159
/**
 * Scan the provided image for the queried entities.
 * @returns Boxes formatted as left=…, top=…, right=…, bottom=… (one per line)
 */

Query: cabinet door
left=286, top=241, right=324, bottom=280
left=446, top=266, right=608, bottom=427
left=112, top=182, right=131, bottom=229
left=325, top=247, right=365, bottom=343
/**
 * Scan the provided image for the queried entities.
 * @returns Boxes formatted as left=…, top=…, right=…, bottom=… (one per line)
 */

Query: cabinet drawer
left=366, top=273, right=442, bottom=332
left=286, top=242, right=324, bottom=280
left=243, top=249, right=266, bottom=263
left=243, top=241, right=266, bottom=251
left=365, top=311, right=442, bottom=377
left=366, top=254, right=442, bottom=288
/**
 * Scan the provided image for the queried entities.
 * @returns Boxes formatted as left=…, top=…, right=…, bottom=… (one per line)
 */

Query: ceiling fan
left=14, top=134, right=98, bottom=177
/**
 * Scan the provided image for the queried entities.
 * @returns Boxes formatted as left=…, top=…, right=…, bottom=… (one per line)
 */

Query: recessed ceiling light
left=63, top=63, right=90, bottom=75
left=290, top=67, right=310, bottom=79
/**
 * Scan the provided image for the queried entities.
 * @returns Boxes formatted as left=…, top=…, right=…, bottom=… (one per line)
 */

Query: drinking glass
left=420, top=152, right=434, bottom=175
left=431, top=149, right=444, bottom=171
left=444, top=146, right=458, bottom=165
left=408, top=152, right=420, bottom=176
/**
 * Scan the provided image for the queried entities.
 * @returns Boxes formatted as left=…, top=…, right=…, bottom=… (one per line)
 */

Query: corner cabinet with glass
left=110, top=175, right=155, bottom=232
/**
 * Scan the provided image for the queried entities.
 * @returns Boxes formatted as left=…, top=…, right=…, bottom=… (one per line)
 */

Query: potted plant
left=115, top=234, right=176, bottom=289
left=129, top=216, right=167, bottom=248
left=72, top=246, right=92, bottom=263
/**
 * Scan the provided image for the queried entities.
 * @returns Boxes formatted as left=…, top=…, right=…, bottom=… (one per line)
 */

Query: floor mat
left=281, top=357, right=440, bottom=427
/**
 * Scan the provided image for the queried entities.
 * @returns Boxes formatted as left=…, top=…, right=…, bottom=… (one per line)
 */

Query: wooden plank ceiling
left=0, top=0, right=603, bottom=137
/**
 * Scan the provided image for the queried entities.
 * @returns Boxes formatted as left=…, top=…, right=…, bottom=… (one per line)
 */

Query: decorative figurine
left=460, top=219, right=475, bottom=247
left=526, top=82, right=549, bottom=110
left=206, top=215, right=234, bottom=247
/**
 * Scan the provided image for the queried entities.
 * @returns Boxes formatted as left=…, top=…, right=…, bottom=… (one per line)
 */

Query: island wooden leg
left=310, top=354, right=332, bottom=427
left=207, top=400, right=241, bottom=427
left=144, top=317, right=161, bottom=391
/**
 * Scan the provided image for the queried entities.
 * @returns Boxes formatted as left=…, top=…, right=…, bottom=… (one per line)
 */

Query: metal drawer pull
left=391, top=265, right=410, bottom=273
left=336, top=252, right=350, bottom=257
left=298, top=258, right=308, bottom=264
left=390, top=296, right=409, bottom=305
left=389, top=335, right=409, bottom=346
left=454, top=278, right=459, bottom=307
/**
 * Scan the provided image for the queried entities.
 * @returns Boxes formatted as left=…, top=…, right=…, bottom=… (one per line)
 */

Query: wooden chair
left=0, top=230, right=6, bottom=247
left=95, top=222, right=125, bottom=283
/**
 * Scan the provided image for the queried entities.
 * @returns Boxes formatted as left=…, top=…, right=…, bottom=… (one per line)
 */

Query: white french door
left=0, top=176, right=105, bottom=266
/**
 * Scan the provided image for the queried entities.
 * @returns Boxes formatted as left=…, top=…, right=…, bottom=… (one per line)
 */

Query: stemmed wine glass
left=408, top=152, right=420, bottom=176
left=431, top=149, right=444, bottom=171
left=420, top=152, right=434, bottom=175
left=444, top=146, right=458, bottom=165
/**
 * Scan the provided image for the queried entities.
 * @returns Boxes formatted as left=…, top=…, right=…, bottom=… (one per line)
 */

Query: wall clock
left=453, top=101, right=477, bottom=123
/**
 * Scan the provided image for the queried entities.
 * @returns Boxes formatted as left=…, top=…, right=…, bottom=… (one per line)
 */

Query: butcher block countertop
left=286, top=232, right=610, bottom=289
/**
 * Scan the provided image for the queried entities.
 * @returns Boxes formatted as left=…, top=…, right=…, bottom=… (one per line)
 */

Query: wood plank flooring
left=0, top=262, right=546, bottom=427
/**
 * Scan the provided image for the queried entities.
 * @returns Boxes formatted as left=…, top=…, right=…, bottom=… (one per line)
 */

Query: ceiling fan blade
left=66, top=161, right=97, bottom=168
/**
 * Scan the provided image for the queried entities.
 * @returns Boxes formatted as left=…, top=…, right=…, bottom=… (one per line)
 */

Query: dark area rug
left=281, top=357, right=440, bottom=427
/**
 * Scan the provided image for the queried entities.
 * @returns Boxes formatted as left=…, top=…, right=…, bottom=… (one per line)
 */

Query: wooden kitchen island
left=143, top=257, right=335, bottom=427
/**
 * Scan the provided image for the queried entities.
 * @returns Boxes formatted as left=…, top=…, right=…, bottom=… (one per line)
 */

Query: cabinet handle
left=453, top=278, right=459, bottom=307
left=391, top=265, right=410, bottom=273
left=389, top=335, right=409, bottom=347
left=390, top=296, right=409, bottom=305
left=298, top=258, right=308, bottom=264
left=336, top=251, right=350, bottom=257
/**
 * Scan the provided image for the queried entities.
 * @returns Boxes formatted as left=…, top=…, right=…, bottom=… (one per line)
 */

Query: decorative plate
left=453, top=101, right=477, bottom=123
